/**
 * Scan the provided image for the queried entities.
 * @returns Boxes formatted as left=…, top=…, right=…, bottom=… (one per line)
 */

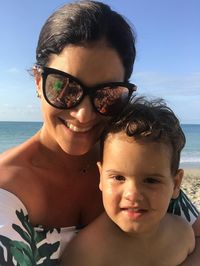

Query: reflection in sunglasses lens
left=46, top=74, right=83, bottom=108
left=94, top=86, right=129, bottom=115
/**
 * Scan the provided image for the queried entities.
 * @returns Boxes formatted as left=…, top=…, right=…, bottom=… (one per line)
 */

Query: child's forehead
left=104, top=131, right=145, bottom=150
left=104, top=131, right=172, bottom=153
left=102, top=132, right=173, bottom=176
left=105, top=132, right=143, bottom=147
left=105, top=131, right=132, bottom=142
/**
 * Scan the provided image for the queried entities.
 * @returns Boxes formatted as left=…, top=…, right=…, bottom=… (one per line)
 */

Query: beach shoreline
left=181, top=168, right=200, bottom=211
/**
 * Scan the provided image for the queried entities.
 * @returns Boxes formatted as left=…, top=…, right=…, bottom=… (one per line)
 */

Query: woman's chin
left=60, top=141, right=95, bottom=156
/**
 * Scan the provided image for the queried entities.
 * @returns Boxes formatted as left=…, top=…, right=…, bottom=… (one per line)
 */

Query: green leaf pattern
left=0, top=209, right=60, bottom=265
left=168, top=190, right=199, bottom=223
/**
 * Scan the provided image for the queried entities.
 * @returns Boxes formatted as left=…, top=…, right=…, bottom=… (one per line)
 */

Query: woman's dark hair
left=100, top=97, right=186, bottom=175
left=36, top=0, right=136, bottom=80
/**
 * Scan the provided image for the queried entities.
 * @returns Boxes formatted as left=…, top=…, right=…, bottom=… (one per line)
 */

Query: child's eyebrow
left=105, top=169, right=125, bottom=175
left=105, top=170, right=167, bottom=179
left=144, top=173, right=167, bottom=178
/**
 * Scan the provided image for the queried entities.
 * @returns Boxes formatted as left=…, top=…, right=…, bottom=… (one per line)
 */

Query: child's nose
left=123, top=181, right=144, bottom=202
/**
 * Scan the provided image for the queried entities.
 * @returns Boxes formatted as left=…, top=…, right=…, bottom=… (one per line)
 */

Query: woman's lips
left=59, top=118, right=95, bottom=133
left=66, top=122, right=93, bottom=133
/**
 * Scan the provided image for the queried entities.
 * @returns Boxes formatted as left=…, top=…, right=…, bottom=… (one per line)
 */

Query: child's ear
left=172, top=169, right=184, bottom=199
left=97, top=162, right=102, bottom=191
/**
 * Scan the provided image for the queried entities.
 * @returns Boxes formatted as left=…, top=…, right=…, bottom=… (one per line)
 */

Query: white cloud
left=7, top=67, right=20, bottom=73
left=0, top=103, right=42, bottom=121
left=132, top=71, right=200, bottom=96
left=130, top=71, right=200, bottom=124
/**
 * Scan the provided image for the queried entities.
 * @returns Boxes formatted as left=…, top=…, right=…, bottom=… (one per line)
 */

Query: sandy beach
left=181, top=168, right=200, bottom=211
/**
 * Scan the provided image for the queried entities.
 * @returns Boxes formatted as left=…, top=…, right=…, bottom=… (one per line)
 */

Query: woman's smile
left=59, top=118, right=95, bottom=133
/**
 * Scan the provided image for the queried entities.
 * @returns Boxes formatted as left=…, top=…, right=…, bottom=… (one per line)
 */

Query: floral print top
left=0, top=189, right=79, bottom=265
left=0, top=188, right=199, bottom=265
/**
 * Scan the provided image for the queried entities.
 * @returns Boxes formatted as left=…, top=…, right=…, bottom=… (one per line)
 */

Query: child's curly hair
left=100, top=97, right=186, bottom=175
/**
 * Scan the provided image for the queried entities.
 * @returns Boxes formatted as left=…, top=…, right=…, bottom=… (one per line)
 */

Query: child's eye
left=114, top=175, right=125, bottom=182
left=144, top=177, right=160, bottom=184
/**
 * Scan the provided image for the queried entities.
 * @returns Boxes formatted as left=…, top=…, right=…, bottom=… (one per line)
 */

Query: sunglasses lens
left=45, top=74, right=83, bottom=108
left=93, top=86, right=130, bottom=115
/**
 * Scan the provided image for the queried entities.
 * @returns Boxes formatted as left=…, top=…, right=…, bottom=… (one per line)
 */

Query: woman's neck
left=31, top=129, right=100, bottom=172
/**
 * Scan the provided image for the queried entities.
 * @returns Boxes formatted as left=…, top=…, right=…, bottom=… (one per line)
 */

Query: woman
left=0, top=1, right=199, bottom=265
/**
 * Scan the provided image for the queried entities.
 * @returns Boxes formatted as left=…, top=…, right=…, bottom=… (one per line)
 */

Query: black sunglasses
left=38, top=66, right=137, bottom=116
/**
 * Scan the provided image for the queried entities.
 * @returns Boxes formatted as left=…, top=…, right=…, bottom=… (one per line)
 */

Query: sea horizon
left=0, top=120, right=200, bottom=125
left=0, top=121, right=199, bottom=169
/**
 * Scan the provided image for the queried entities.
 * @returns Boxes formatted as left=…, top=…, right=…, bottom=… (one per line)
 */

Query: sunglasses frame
left=38, top=66, right=137, bottom=116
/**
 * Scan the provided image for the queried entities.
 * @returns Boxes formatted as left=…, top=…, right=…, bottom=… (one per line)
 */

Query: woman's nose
left=123, top=181, right=144, bottom=202
left=70, top=96, right=97, bottom=123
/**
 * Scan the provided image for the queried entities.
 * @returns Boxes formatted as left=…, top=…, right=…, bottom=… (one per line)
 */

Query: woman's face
left=36, top=41, right=125, bottom=155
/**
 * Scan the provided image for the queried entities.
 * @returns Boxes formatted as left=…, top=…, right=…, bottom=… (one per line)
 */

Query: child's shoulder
left=164, top=213, right=195, bottom=253
left=165, top=213, right=193, bottom=233
left=151, top=214, right=195, bottom=265
left=60, top=213, right=112, bottom=266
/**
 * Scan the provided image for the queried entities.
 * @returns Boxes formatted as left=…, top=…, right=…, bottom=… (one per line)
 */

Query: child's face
left=98, top=132, right=183, bottom=235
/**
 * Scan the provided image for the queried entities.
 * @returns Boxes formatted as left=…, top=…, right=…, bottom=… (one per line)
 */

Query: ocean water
left=0, top=122, right=42, bottom=153
left=0, top=122, right=199, bottom=168
left=180, top=124, right=200, bottom=168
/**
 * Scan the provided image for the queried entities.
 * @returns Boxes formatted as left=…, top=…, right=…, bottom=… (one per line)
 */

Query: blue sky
left=0, top=0, right=199, bottom=123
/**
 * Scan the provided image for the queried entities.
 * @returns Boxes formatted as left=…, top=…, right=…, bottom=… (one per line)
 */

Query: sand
left=181, top=168, right=200, bottom=211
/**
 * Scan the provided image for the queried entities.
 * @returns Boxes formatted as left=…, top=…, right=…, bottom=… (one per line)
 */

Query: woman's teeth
left=65, top=121, right=92, bottom=132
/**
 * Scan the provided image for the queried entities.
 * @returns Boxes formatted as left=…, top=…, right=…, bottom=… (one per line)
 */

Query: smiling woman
left=0, top=1, right=137, bottom=264
left=35, top=43, right=129, bottom=156
left=0, top=1, right=199, bottom=265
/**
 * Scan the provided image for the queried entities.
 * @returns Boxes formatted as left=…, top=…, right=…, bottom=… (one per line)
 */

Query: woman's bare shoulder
left=0, top=134, right=47, bottom=223
left=1, top=132, right=40, bottom=160
left=0, top=135, right=40, bottom=189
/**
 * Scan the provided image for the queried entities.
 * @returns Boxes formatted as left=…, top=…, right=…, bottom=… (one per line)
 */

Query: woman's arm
left=179, top=237, right=200, bottom=266
left=179, top=215, right=200, bottom=266
left=168, top=193, right=200, bottom=266
left=192, top=214, right=200, bottom=236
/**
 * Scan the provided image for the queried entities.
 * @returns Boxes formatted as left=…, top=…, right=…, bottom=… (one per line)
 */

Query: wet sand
left=181, top=168, right=200, bottom=211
